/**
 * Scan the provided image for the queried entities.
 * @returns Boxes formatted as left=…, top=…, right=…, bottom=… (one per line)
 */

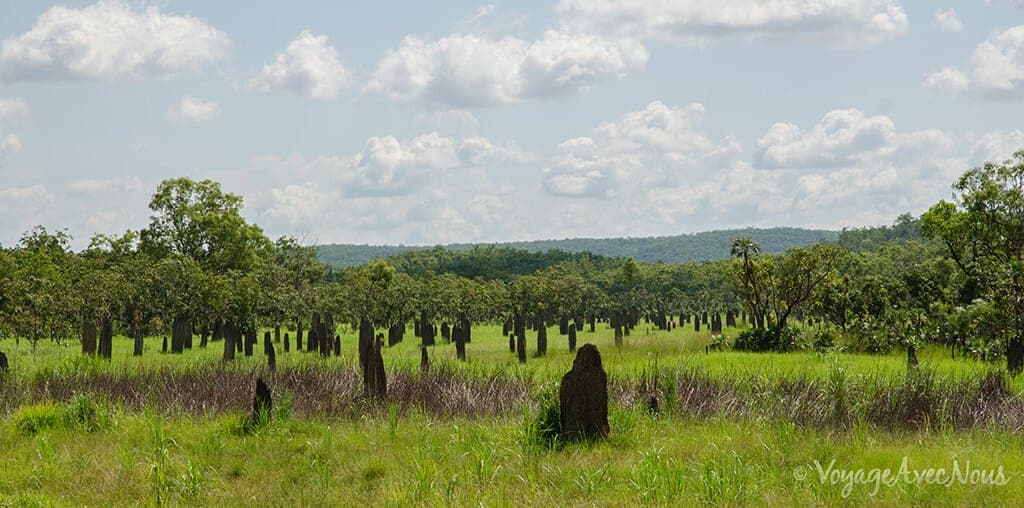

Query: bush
left=524, top=384, right=562, bottom=450
left=63, top=394, right=105, bottom=431
left=11, top=402, right=64, bottom=435
left=811, top=329, right=837, bottom=352
left=732, top=327, right=802, bottom=352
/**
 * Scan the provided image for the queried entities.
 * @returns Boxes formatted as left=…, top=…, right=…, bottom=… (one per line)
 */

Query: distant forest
left=317, top=227, right=847, bottom=267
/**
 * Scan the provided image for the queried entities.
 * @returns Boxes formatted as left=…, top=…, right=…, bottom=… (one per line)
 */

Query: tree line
left=0, top=150, right=1022, bottom=371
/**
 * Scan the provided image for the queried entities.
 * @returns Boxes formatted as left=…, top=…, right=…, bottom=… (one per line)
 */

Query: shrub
left=732, top=327, right=802, bottom=352
left=63, top=394, right=104, bottom=431
left=11, top=402, right=64, bottom=435
left=811, top=329, right=837, bottom=352
left=524, top=383, right=562, bottom=450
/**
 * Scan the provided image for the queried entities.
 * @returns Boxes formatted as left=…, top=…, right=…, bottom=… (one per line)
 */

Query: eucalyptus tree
left=7, top=227, right=76, bottom=349
left=150, top=255, right=205, bottom=353
left=0, top=248, right=14, bottom=341
left=433, top=274, right=499, bottom=360
left=139, top=178, right=273, bottom=346
left=922, top=150, right=1024, bottom=372
left=604, top=257, right=645, bottom=346
left=409, top=273, right=443, bottom=347
left=141, top=178, right=271, bottom=273
left=337, top=260, right=411, bottom=368
left=75, top=232, right=138, bottom=357
left=730, top=240, right=842, bottom=334
left=260, top=236, right=325, bottom=340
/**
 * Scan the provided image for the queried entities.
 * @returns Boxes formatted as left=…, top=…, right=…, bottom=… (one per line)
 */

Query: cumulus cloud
left=67, top=177, right=144, bottom=194
left=554, top=0, right=909, bottom=48
left=0, top=98, right=29, bottom=121
left=922, top=66, right=970, bottom=93
left=0, top=185, right=56, bottom=245
left=544, top=101, right=741, bottom=198
left=249, top=31, right=350, bottom=99
left=0, top=98, right=28, bottom=156
left=0, top=184, right=50, bottom=203
left=340, top=132, right=527, bottom=196
left=934, top=9, right=964, bottom=33
left=533, top=103, right=1024, bottom=236
left=755, top=109, right=897, bottom=168
left=925, top=25, right=1024, bottom=99
left=263, top=183, right=340, bottom=225
left=1, top=134, right=22, bottom=154
left=970, top=25, right=1024, bottom=97
left=1, top=175, right=154, bottom=247
left=365, top=30, right=647, bottom=107
left=0, top=1, right=229, bottom=82
left=168, top=97, right=221, bottom=124
left=746, top=110, right=1024, bottom=225
left=244, top=132, right=534, bottom=243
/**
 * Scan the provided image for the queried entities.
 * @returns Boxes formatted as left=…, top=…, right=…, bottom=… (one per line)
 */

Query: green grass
left=0, top=321, right=1010, bottom=389
left=1, top=322, right=1021, bottom=505
left=1, top=405, right=1021, bottom=506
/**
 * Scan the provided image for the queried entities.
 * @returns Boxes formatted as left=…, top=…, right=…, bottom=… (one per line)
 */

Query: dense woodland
left=1, top=150, right=1022, bottom=372
left=317, top=227, right=838, bottom=267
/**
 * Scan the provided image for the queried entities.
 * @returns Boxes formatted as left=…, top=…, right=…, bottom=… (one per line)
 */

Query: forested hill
left=316, top=227, right=838, bottom=267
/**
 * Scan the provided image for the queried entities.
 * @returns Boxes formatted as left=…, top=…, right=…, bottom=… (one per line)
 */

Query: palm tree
left=731, top=237, right=764, bottom=329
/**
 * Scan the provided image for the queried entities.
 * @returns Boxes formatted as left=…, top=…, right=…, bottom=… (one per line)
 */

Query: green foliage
left=63, top=394, right=105, bottom=432
left=10, top=402, right=64, bottom=435
left=524, top=383, right=562, bottom=451
left=838, top=212, right=923, bottom=252
left=732, top=327, right=802, bottom=352
left=810, top=328, right=837, bottom=352
left=8, top=396, right=108, bottom=435
left=317, top=228, right=837, bottom=267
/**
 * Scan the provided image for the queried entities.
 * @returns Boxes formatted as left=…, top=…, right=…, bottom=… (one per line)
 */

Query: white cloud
left=755, top=109, right=896, bottom=168
left=922, top=66, right=970, bottom=93
left=0, top=98, right=28, bottom=156
left=249, top=30, right=350, bottom=99
left=970, top=25, right=1024, bottom=97
left=0, top=185, right=56, bottom=244
left=1, top=133, right=23, bottom=154
left=68, top=177, right=144, bottom=194
left=0, top=98, right=29, bottom=121
left=365, top=30, right=647, bottom=107
left=544, top=101, right=742, bottom=198
left=0, top=185, right=50, bottom=203
left=0, top=1, right=229, bottom=82
left=554, top=0, right=909, bottom=48
left=934, top=9, right=964, bottom=33
left=168, top=97, right=221, bottom=124
left=927, top=25, right=1024, bottom=99
left=264, top=183, right=340, bottom=225
left=416, top=110, right=480, bottom=130
left=534, top=104, right=1024, bottom=235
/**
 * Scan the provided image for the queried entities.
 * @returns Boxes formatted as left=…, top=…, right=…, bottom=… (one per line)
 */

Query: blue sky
left=1, top=1, right=1022, bottom=248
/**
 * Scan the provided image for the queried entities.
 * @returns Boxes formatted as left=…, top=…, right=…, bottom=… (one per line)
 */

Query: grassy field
left=2, top=322, right=1022, bottom=505
left=0, top=321, right=1008, bottom=386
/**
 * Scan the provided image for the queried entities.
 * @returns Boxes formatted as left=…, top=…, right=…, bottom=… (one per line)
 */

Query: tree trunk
left=222, top=324, right=236, bottom=361
left=98, top=318, right=113, bottom=360
left=1007, top=336, right=1024, bottom=374
left=537, top=319, right=548, bottom=356
left=133, top=329, right=144, bottom=357
left=907, top=344, right=919, bottom=369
